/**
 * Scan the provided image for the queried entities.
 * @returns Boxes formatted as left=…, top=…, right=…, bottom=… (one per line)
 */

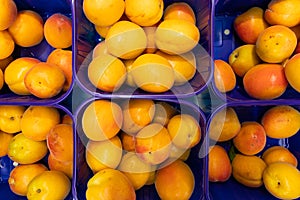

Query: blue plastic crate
left=73, top=97, right=208, bottom=200
left=213, top=0, right=300, bottom=102
left=0, top=103, right=74, bottom=200
left=207, top=101, right=300, bottom=200
left=73, top=0, right=214, bottom=99
left=0, top=0, right=74, bottom=105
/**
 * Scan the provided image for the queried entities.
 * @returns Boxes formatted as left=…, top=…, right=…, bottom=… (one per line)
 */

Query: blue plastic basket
left=73, top=97, right=208, bottom=200
left=207, top=101, right=300, bottom=200
left=0, top=0, right=74, bottom=105
left=73, top=0, right=214, bottom=99
left=213, top=0, right=300, bottom=102
left=0, top=103, right=74, bottom=200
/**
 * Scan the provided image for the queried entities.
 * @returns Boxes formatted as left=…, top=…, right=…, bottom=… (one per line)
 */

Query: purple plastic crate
left=0, top=103, right=74, bottom=200
left=73, top=0, right=214, bottom=99
left=213, top=0, right=300, bottom=102
left=73, top=97, right=208, bottom=200
left=206, top=101, right=300, bottom=200
left=0, top=0, right=74, bottom=105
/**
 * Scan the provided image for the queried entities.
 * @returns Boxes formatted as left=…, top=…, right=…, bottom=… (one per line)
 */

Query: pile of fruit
left=0, top=105, right=73, bottom=199
left=82, top=0, right=200, bottom=94
left=0, top=0, right=72, bottom=99
left=79, top=98, right=202, bottom=200
left=208, top=104, right=300, bottom=199
left=214, top=0, right=300, bottom=99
